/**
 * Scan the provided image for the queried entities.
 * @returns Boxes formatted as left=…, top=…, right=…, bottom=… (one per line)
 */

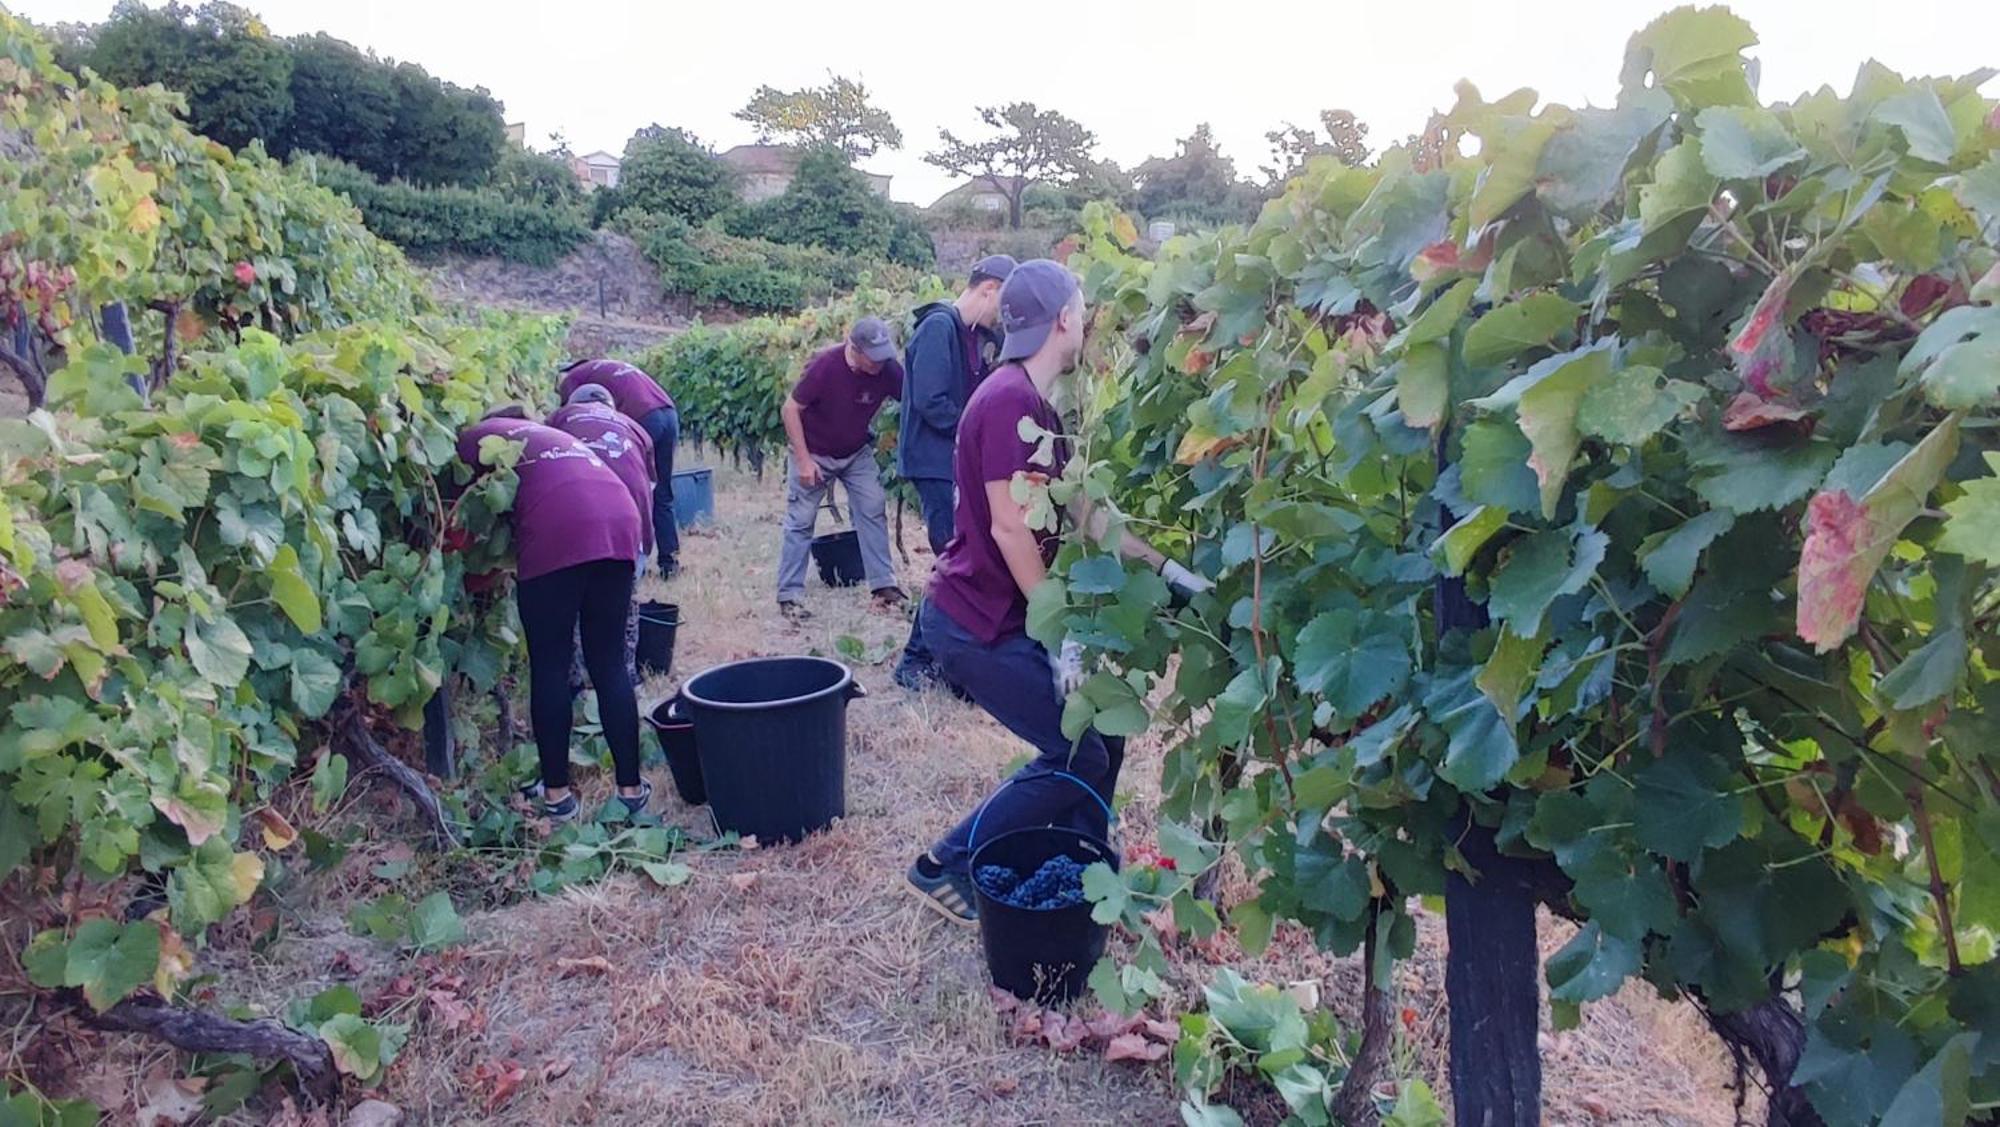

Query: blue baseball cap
left=970, top=254, right=1017, bottom=284
left=997, top=260, right=1081, bottom=362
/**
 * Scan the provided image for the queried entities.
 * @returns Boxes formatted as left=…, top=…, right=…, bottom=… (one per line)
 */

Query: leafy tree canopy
left=1262, top=108, right=1372, bottom=184
left=926, top=102, right=1097, bottom=229
left=616, top=126, right=739, bottom=226
left=734, top=73, right=903, bottom=160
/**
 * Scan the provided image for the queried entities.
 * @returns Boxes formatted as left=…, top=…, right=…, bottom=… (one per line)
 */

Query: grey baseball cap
left=997, top=260, right=1082, bottom=362
left=566, top=382, right=613, bottom=406
left=849, top=317, right=898, bottom=364
left=970, top=254, right=1018, bottom=284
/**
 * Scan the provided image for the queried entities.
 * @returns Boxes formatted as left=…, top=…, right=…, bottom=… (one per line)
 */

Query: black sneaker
left=905, top=854, right=978, bottom=926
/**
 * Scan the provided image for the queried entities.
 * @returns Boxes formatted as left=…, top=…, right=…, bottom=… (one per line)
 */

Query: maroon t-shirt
left=456, top=418, right=641, bottom=581
left=558, top=359, right=673, bottom=420
left=928, top=364, right=1067, bottom=644
left=792, top=345, right=903, bottom=459
left=547, top=403, right=655, bottom=554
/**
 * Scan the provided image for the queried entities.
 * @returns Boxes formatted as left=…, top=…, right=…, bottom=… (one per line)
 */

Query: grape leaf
left=1293, top=607, right=1412, bottom=720
left=1637, top=510, right=1734, bottom=599
left=1634, top=753, right=1742, bottom=860
left=1545, top=921, right=1639, bottom=1003
left=1458, top=420, right=1542, bottom=515
left=62, top=918, right=161, bottom=1011
left=1487, top=526, right=1608, bottom=638
left=1394, top=344, right=1450, bottom=431
left=1939, top=451, right=2000, bottom=565
left=1432, top=505, right=1509, bottom=577
left=265, top=545, right=322, bottom=634
left=1576, top=366, right=1701, bottom=446
left=1876, top=87, right=1958, bottom=164
left=185, top=612, right=252, bottom=687
left=409, top=891, right=465, bottom=951
left=1696, top=105, right=1806, bottom=178
left=1462, top=293, right=1582, bottom=368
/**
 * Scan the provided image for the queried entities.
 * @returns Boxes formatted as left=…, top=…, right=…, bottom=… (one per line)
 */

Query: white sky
left=17, top=0, right=2000, bottom=205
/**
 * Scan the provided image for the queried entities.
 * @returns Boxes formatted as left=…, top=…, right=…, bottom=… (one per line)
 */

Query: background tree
left=1132, top=123, right=1259, bottom=225
left=1261, top=108, right=1372, bottom=184
left=490, top=147, right=585, bottom=211
left=83, top=1, right=293, bottom=152
left=726, top=148, right=931, bottom=267
left=278, top=33, right=395, bottom=173
left=926, top=102, right=1096, bottom=230
left=617, top=126, right=738, bottom=225
left=734, top=74, right=902, bottom=161
left=381, top=63, right=506, bottom=185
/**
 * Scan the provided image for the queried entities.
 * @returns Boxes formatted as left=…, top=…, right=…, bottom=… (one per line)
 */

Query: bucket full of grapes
left=969, top=826, right=1119, bottom=1004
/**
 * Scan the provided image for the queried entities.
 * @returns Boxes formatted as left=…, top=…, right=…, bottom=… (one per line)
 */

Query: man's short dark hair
left=482, top=404, right=530, bottom=421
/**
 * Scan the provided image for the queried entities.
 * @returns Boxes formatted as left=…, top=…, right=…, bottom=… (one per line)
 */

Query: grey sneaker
left=616, top=779, right=654, bottom=818
left=543, top=792, right=580, bottom=824
left=905, top=854, right=978, bottom=926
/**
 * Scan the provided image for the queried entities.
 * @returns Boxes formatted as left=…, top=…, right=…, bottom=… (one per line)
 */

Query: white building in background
left=571, top=151, right=621, bottom=191
left=718, top=144, right=892, bottom=203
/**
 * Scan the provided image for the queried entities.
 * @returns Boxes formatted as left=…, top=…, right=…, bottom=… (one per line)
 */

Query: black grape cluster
left=976, top=854, right=1087, bottom=910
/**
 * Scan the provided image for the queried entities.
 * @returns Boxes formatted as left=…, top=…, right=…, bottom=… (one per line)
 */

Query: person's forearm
left=781, top=401, right=811, bottom=466
left=1076, top=495, right=1164, bottom=569
left=993, top=523, right=1048, bottom=599
left=1118, top=531, right=1165, bottom=570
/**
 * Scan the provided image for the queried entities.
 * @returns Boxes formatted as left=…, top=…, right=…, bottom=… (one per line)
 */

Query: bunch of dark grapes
left=976, top=855, right=1086, bottom=910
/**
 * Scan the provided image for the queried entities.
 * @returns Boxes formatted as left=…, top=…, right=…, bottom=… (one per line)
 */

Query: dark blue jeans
left=895, top=479, right=957, bottom=682
left=639, top=405, right=680, bottom=572
left=923, top=600, right=1124, bottom=875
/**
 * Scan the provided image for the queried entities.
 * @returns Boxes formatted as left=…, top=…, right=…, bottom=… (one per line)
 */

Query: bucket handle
left=845, top=680, right=867, bottom=702
left=965, top=770, right=1116, bottom=853
left=663, top=694, right=688, bottom=723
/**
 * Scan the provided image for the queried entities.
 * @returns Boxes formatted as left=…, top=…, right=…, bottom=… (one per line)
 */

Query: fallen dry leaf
left=556, top=956, right=615, bottom=978
left=135, top=1068, right=205, bottom=1126
left=252, top=808, right=299, bottom=850
left=1104, top=1032, right=1170, bottom=1063
left=1084, top=1011, right=1141, bottom=1041
left=727, top=872, right=760, bottom=892
left=737, top=835, right=760, bottom=851
left=426, top=988, right=477, bottom=1032
left=987, top=986, right=1018, bottom=1014
left=342, top=1099, right=404, bottom=1127
left=1043, top=1012, right=1088, bottom=1053
left=540, top=1056, right=574, bottom=1084
left=466, top=1060, right=527, bottom=1113
left=1142, top=1018, right=1180, bottom=1043
left=1009, top=1006, right=1043, bottom=1041
left=991, top=1076, right=1019, bottom=1096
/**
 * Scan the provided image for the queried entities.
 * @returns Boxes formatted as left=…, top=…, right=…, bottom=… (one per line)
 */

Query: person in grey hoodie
left=893, top=254, right=1015, bottom=691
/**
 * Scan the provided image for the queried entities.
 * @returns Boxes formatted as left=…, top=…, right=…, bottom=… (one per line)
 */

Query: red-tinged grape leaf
left=1721, top=391, right=1809, bottom=431
left=1104, top=1032, right=1170, bottom=1063
left=1728, top=271, right=1793, bottom=358
left=1797, top=415, right=1960, bottom=651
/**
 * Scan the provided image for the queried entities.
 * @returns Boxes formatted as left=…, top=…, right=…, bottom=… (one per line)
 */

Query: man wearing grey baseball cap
left=892, top=253, right=1015, bottom=693
left=775, top=317, right=906, bottom=619
left=904, top=261, right=1212, bottom=924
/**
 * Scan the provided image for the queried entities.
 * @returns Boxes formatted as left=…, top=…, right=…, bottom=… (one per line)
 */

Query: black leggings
left=517, top=558, right=642, bottom=790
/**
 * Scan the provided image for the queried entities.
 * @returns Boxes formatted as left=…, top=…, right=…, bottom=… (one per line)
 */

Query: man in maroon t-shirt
left=902, top=262, right=1211, bottom=925
left=558, top=358, right=681, bottom=576
left=456, top=409, right=652, bottom=823
left=775, top=317, right=906, bottom=618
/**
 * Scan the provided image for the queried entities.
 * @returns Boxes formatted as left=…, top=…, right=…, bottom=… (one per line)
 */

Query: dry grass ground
left=32, top=462, right=1747, bottom=1125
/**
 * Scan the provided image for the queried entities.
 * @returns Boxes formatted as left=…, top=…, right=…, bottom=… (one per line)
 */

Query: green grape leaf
left=1462, top=293, right=1582, bottom=368
left=1545, top=921, right=1639, bottom=1003
left=1637, top=510, right=1735, bottom=599
left=319, top=1012, right=386, bottom=1082
left=1294, top=607, right=1412, bottom=720
left=1577, top=366, right=1701, bottom=446
left=1458, top=420, right=1542, bottom=515
left=1939, top=452, right=2000, bottom=565
left=264, top=545, right=323, bottom=634
left=1394, top=344, right=1450, bottom=431
left=1401, top=279, right=1477, bottom=347
left=1696, top=105, right=1806, bottom=178
left=185, top=612, right=253, bottom=687
left=1878, top=1032, right=1976, bottom=1127
left=1634, top=753, right=1742, bottom=861
left=1432, top=505, right=1508, bottom=577
left=1876, top=88, right=1958, bottom=164
left=408, top=891, right=466, bottom=951
left=1487, top=527, right=1608, bottom=638
left=63, top=918, right=162, bottom=1011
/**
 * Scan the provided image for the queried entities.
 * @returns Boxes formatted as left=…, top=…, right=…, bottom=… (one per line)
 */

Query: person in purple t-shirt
left=775, top=318, right=906, bottom=619
left=902, top=262, right=1211, bottom=925
left=558, top=358, right=681, bottom=576
left=548, top=383, right=655, bottom=687
left=456, top=407, right=652, bottom=823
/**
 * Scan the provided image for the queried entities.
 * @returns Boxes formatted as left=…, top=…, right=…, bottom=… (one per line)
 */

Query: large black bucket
left=811, top=531, right=863, bottom=587
left=636, top=601, right=679, bottom=678
left=970, top=827, right=1118, bottom=1005
left=644, top=696, right=705, bottom=805
left=681, top=657, right=864, bottom=843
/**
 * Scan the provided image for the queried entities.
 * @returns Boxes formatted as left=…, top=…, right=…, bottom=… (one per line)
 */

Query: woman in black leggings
left=457, top=407, right=651, bottom=821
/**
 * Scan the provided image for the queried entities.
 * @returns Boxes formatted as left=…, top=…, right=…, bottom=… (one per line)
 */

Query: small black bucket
left=681, top=657, right=865, bottom=843
left=970, top=827, right=1118, bottom=1005
left=811, top=531, right=864, bottom=587
left=644, top=696, right=705, bottom=805
left=636, top=601, right=679, bottom=678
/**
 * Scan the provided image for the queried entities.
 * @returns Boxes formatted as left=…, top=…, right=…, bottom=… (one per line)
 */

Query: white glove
left=1050, top=638, right=1087, bottom=696
left=1160, top=559, right=1212, bottom=601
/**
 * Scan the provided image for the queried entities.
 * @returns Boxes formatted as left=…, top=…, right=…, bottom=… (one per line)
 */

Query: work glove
left=1160, top=559, right=1212, bottom=605
left=1049, top=638, right=1087, bottom=697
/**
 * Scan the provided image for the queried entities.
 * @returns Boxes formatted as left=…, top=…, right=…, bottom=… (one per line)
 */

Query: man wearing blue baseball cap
left=776, top=317, right=907, bottom=619
left=892, top=253, right=1015, bottom=693
left=903, top=260, right=1210, bottom=924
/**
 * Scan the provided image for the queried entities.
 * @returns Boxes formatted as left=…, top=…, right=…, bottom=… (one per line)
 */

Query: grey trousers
left=778, top=449, right=896, bottom=601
